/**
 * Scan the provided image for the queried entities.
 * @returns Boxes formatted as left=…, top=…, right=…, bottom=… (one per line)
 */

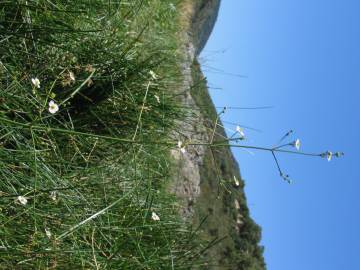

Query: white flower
left=292, top=139, right=301, bottom=150
left=17, top=196, right=28, bottom=206
left=48, top=100, right=59, bottom=114
left=69, top=71, right=75, bottom=82
left=326, top=151, right=333, bottom=162
left=31, top=78, right=40, bottom=88
left=154, top=95, right=160, bottom=104
left=233, top=176, right=240, bottom=187
left=151, top=211, right=160, bottom=221
left=149, top=70, right=158, bottom=80
left=236, top=126, right=245, bottom=139
left=234, top=199, right=240, bottom=210
left=45, top=228, right=52, bottom=239
left=50, top=191, right=57, bottom=201
left=178, top=141, right=186, bottom=154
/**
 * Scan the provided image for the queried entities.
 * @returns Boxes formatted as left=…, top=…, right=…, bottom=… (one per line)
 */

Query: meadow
left=0, top=1, right=266, bottom=269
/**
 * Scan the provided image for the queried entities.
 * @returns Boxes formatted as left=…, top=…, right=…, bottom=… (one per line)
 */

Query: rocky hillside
left=173, top=1, right=267, bottom=269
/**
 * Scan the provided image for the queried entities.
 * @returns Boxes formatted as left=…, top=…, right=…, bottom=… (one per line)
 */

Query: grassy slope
left=0, top=1, right=265, bottom=269
left=0, top=1, right=205, bottom=269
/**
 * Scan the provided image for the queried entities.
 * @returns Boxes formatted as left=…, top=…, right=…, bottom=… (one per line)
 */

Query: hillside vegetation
left=0, top=0, right=265, bottom=269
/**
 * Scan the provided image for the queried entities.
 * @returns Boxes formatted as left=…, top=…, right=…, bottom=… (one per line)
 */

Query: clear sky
left=200, top=1, right=359, bottom=269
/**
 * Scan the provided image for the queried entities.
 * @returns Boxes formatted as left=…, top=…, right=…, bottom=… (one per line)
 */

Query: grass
left=0, top=1, right=208, bottom=268
left=0, top=0, right=267, bottom=269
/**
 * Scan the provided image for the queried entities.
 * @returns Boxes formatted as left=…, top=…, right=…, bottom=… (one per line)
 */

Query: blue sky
left=200, top=1, right=359, bottom=269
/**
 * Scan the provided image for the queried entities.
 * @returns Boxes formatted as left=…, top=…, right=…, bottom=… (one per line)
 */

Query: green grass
left=0, top=1, right=208, bottom=269
left=0, top=1, right=266, bottom=269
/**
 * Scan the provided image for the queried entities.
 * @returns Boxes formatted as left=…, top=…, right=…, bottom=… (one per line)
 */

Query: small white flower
left=326, top=151, right=333, bottom=162
left=292, top=139, right=301, bottom=150
left=48, top=100, right=59, bottom=114
left=154, top=95, right=160, bottom=104
left=234, top=199, right=240, bottom=210
left=31, top=78, right=40, bottom=88
left=236, top=126, right=245, bottom=139
left=178, top=141, right=186, bottom=154
left=69, top=71, right=75, bottom=82
left=49, top=191, right=57, bottom=201
left=17, top=196, right=28, bottom=206
left=233, top=176, right=240, bottom=187
left=151, top=211, right=160, bottom=221
left=45, top=228, right=52, bottom=239
left=149, top=70, right=158, bottom=80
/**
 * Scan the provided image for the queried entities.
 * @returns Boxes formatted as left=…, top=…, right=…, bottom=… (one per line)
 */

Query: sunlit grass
left=0, top=1, right=206, bottom=268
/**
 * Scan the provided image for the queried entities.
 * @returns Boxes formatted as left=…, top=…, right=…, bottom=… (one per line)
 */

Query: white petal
left=236, top=126, right=245, bottom=138
left=154, top=95, right=160, bottom=104
left=48, top=101, right=59, bottom=114
left=149, top=70, right=158, bottom=80
left=69, top=71, right=75, bottom=81
left=234, top=176, right=240, bottom=186
left=45, top=228, right=52, bottom=239
left=327, top=151, right=333, bottom=162
left=151, top=212, right=160, bottom=221
left=50, top=191, right=57, bottom=201
left=31, top=78, right=40, bottom=88
left=17, top=196, right=28, bottom=205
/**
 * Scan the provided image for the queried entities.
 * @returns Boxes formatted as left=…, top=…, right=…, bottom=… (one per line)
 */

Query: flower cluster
left=151, top=211, right=160, bottom=221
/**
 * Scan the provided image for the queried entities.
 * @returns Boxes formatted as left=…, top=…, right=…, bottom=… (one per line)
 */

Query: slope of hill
left=0, top=1, right=265, bottom=269
left=172, top=1, right=267, bottom=269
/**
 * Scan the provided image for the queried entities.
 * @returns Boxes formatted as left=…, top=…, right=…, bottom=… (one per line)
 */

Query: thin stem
left=272, top=143, right=291, bottom=150
left=59, top=69, right=96, bottom=106
left=0, top=116, right=323, bottom=157
left=132, top=81, right=151, bottom=141
left=271, top=151, right=283, bottom=176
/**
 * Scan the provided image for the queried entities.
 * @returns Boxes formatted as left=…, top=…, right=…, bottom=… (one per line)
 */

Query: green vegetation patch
left=0, top=1, right=205, bottom=269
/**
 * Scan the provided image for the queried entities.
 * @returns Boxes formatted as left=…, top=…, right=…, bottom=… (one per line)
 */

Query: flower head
left=233, top=176, right=240, bottom=187
left=178, top=141, right=186, bottom=154
left=17, top=196, right=28, bottom=206
left=69, top=71, right=76, bottom=82
left=326, top=151, right=333, bottom=162
left=48, top=100, right=59, bottom=114
left=234, top=199, right=240, bottom=210
left=151, top=211, right=160, bottom=221
left=31, top=78, right=40, bottom=88
left=321, top=151, right=333, bottom=161
left=50, top=191, right=57, bottom=201
left=149, top=70, right=159, bottom=80
left=236, top=126, right=245, bottom=139
left=45, top=228, right=52, bottom=239
left=292, top=139, right=301, bottom=150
